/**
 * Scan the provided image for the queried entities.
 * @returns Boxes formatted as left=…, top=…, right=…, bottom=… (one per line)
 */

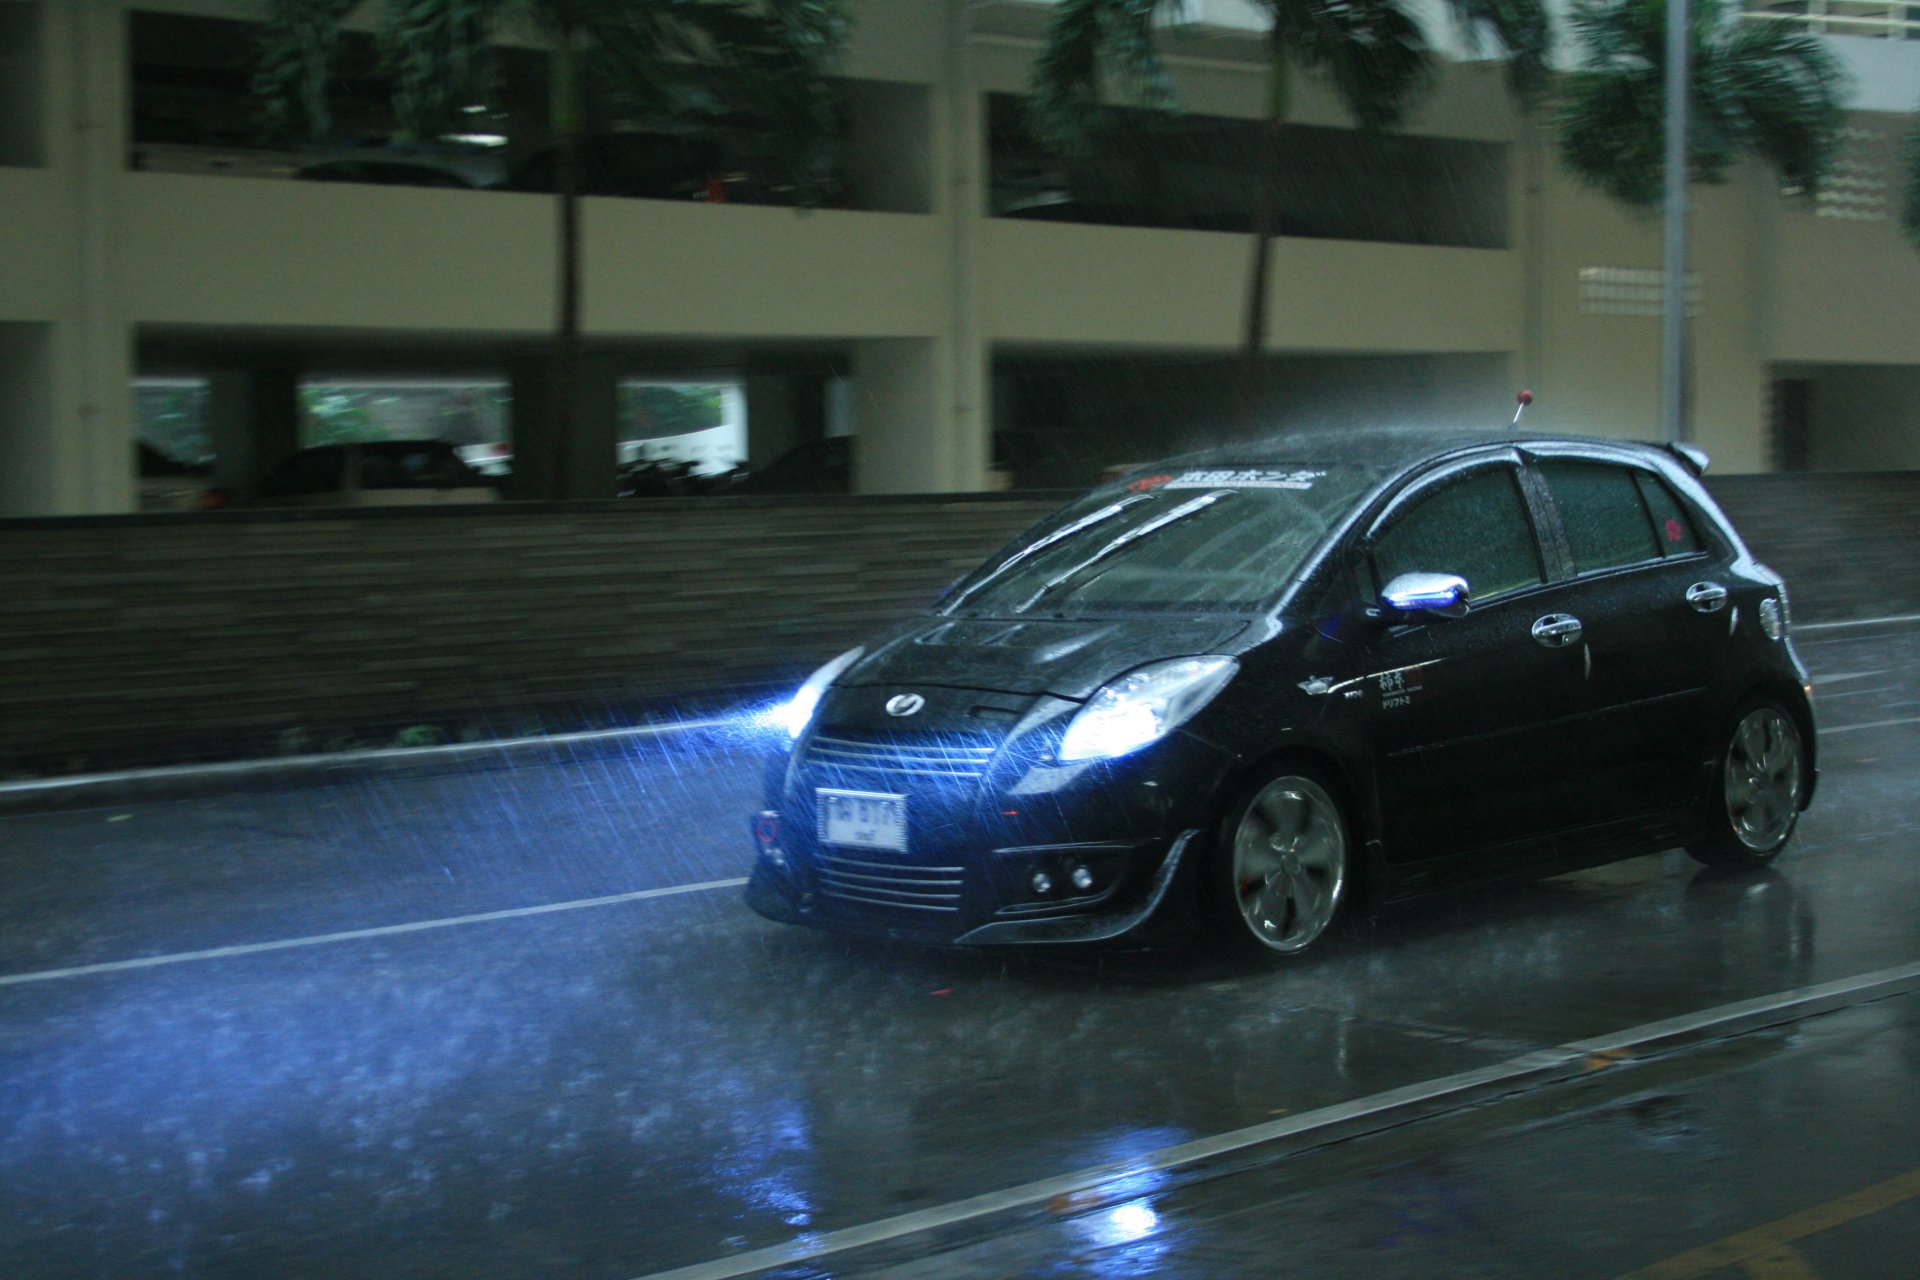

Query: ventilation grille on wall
left=1810, top=127, right=1894, bottom=221
left=1578, top=268, right=1703, bottom=318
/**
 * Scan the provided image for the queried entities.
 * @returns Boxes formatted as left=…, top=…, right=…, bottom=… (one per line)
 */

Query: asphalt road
left=2, top=619, right=1917, bottom=1279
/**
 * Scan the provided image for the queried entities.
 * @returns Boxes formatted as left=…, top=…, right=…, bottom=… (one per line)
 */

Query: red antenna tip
left=1517, top=389, right=1534, bottom=405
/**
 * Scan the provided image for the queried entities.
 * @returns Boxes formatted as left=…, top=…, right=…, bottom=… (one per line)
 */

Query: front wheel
left=1686, top=700, right=1806, bottom=869
left=1206, top=767, right=1351, bottom=958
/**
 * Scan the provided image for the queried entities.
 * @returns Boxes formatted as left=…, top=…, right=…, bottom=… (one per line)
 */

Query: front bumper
left=743, top=696, right=1236, bottom=947
left=746, top=825, right=1201, bottom=946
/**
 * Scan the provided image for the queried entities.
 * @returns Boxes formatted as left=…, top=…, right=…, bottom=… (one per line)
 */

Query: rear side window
left=1633, top=471, right=1703, bottom=556
left=1373, top=468, right=1544, bottom=603
left=1539, top=461, right=1661, bottom=573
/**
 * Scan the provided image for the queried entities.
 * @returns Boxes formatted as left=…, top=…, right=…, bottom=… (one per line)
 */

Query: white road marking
left=631, top=961, right=1920, bottom=1280
left=0, top=717, right=744, bottom=802
left=0, top=878, right=748, bottom=989
left=1823, top=717, right=1920, bottom=736
left=1799, top=613, right=1920, bottom=634
left=1808, top=671, right=1883, bottom=686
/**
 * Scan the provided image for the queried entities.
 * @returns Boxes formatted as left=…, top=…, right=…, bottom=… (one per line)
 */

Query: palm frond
left=1028, top=0, right=1182, bottom=154
left=252, top=0, right=364, bottom=142
left=1275, top=0, right=1433, bottom=132
left=1557, top=0, right=1845, bottom=207
left=1442, top=0, right=1554, bottom=109
left=378, top=0, right=511, bottom=142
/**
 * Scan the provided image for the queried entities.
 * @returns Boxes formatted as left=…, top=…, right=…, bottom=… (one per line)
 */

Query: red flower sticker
left=1664, top=517, right=1685, bottom=543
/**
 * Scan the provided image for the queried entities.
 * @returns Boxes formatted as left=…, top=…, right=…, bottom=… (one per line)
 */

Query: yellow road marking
left=1741, top=1244, right=1823, bottom=1279
left=1616, top=1168, right=1920, bottom=1279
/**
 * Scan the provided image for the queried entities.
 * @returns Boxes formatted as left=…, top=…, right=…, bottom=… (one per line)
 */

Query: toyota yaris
left=746, top=428, right=1816, bottom=958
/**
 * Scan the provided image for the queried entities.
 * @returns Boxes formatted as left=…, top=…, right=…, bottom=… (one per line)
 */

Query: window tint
left=1539, top=461, right=1660, bottom=573
left=1373, top=468, right=1543, bottom=603
left=1633, top=471, right=1703, bottom=556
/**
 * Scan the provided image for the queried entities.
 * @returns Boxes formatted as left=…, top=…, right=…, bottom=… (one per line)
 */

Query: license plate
left=817, top=788, right=908, bottom=853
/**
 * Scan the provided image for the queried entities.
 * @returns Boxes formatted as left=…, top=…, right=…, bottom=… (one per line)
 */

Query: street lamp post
left=1662, top=0, right=1690, bottom=444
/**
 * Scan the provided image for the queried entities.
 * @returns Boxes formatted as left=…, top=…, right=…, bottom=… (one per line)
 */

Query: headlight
left=778, top=646, right=864, bottom=741
left=1057, top=656, right=1238, bottom=763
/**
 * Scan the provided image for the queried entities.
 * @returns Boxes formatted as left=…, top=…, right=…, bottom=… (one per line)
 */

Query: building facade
left=2, top=0, right=1918, bottom=517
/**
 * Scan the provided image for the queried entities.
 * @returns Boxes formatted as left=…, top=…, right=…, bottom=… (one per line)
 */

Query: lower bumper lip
left=745, top=829, right=1198, bottom=947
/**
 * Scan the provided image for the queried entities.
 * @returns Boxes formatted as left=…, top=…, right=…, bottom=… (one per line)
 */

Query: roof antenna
left=1511, top=389, right=1533, bottom=429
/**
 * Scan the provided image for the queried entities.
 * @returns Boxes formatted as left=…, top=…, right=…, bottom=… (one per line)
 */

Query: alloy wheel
left=1230, top=775, right=1347, bottom=953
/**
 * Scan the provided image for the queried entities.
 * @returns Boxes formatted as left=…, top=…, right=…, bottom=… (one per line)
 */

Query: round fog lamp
left=1070, top=865, right=1095, bottom=892
left=1031, top=871, right=1053, bottom=895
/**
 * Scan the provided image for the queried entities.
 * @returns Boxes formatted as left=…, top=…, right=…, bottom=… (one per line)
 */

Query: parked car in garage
left=747, top=427, right=1817, bottom=957
left=203, top=440, right=501, bottom=508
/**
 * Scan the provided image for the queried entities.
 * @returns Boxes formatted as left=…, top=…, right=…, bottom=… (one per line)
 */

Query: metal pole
left=1661, top=0, right=1690, bottom=444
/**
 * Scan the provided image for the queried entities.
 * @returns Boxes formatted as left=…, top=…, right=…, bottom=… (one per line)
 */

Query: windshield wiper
left=1013, top=490, right=1236, bottom=614
left=941, top=494, right=1153, bottom=614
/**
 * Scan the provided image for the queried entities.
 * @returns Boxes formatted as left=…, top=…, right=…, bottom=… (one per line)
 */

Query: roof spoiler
left=1664, top=442, right=1710, bottom=477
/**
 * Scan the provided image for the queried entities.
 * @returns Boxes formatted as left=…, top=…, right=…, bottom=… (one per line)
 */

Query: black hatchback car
left=746, top=428, right=1816, bottom=958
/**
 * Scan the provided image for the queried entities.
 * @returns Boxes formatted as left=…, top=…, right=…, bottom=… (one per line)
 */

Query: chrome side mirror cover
left=1381, top=572, right=1470, bottom=619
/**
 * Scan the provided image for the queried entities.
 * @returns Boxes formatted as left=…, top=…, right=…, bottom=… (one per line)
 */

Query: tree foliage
left=1556, top=0, right=1845, bottom=208
left=1030, top=0, right=1552, bottom=154
left=254, top=0, right=849, bottom=202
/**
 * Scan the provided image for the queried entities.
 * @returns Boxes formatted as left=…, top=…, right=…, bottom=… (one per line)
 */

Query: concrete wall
left=1, top=473, right=1914, bottom=775
left=0, top=494, right=1060, bottom=773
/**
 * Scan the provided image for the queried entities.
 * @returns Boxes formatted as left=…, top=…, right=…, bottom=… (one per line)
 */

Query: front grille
left=804, top=733, right=998, bottom=783
left=818, top=852, right=964, bottom=914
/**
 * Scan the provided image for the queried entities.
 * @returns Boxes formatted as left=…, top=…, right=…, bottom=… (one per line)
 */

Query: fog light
left=1070, top=864, right=1095, bottom=892
left=1031, top=871, right=1053, bottom=894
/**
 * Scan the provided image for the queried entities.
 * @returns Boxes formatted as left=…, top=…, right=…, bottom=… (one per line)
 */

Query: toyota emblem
left=885, top=693, right=926, bottom=718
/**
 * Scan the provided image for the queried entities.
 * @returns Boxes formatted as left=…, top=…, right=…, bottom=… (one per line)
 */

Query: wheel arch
left=1200, top=740, right=1380, bottom=911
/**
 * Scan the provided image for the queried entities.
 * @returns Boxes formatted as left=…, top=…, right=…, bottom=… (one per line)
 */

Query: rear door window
left=1632, top=471, right=1703, bottom=556
left=1538, top=460, right=1662, bottom=574
left=1372, top=467, right=1544, bottom=604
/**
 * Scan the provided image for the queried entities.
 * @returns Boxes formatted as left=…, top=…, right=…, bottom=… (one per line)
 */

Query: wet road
left=1, top=619, right=1917, bottom=1279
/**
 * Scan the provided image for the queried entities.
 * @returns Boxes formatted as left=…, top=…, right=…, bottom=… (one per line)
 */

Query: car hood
left=840, top=615, right=1251, bottom=701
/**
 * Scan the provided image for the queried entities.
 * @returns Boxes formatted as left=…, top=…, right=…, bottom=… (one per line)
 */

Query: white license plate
left=817, top=788, right=908, bottom=853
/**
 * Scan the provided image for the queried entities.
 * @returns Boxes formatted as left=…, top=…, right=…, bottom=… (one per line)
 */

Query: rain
left=4, top=1, right=1920, bottom=1278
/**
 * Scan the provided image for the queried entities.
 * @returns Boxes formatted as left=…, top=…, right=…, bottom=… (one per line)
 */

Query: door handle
left=1686, top=581, right=1729, bottom=614
left=1532, top=614, right=1583, bottom=648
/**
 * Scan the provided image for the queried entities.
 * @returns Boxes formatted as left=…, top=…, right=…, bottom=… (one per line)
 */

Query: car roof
left=1143, top=424, right=1671, bottom=478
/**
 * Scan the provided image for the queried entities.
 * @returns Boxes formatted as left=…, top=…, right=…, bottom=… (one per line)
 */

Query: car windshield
left=944, top=464, right=1377, bottom=617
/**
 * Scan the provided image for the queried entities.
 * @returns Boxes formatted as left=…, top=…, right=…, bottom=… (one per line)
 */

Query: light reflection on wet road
left=0, top=622, right=1916, bottom=1279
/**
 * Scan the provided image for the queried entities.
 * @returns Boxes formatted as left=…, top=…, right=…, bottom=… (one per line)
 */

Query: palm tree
left=1556, top=0, right=1844, bottom=207
left=1557, top=0, right=1844, bottom=442
left=254, top=0, right=848, bottom=498
left=1030, top=0, right=1553, bottom=429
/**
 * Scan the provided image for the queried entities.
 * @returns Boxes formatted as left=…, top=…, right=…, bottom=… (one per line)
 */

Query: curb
left=0, top=716, right=753, bottom=815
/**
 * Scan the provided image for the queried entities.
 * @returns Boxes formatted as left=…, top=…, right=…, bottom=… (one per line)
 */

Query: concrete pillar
left=509, top=353, right=620, bottom=499
left=939, top=0, right=990, bottom=493
left=0, top=323, right=55, bottom=515
left=205, top=368, right=300, bottom=492
left=852, top=338, right=947, bottom=494
left=744, top=373, right=799, bottom=466
left=850, top=0, right=990, bottom=496
left=40, top=0, right=133, bottom=514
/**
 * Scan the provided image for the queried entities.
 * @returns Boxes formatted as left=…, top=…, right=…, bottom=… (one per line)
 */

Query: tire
left=1686, top=699, right=1807, bottom=869
left=1206, top=766, right=1352, bottom=958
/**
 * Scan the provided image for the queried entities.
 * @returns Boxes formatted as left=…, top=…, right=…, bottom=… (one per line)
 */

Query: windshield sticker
left=1164, top=468, right=1327, bottom=491
left=1126, top=473, right=1174, bottom=492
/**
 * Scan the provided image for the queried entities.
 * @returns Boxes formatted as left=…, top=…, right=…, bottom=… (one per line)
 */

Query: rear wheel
left=1686, top=700, right=1806, bottom=869
left=1207, top=767, right=1351, bottom=957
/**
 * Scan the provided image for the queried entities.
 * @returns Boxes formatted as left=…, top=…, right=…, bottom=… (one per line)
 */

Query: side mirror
left=1381, top=572, right=1470, bottom=619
